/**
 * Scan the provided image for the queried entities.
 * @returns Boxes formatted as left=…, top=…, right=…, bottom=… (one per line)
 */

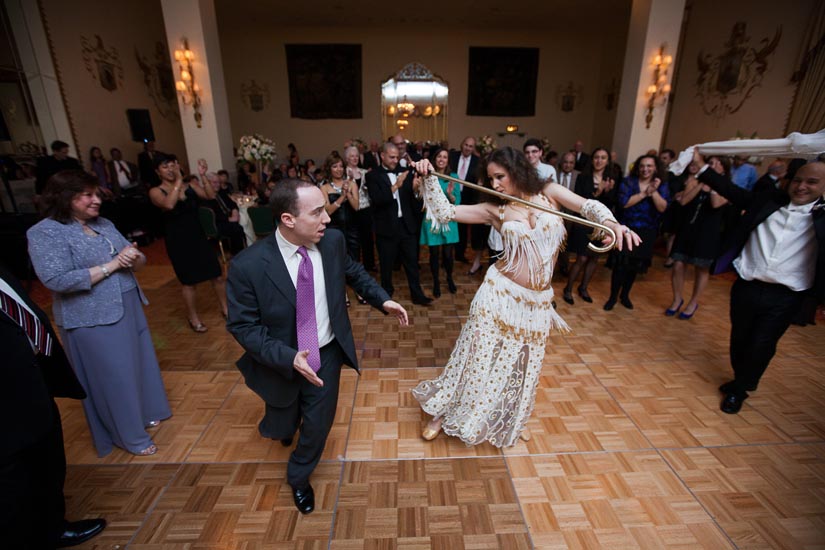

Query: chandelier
left=396, top=95, right=415, bottom=117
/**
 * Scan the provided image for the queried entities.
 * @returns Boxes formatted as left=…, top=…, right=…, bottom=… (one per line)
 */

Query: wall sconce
left=174, top=38, right=202, bottom=128
left=645, top=44, right=673, bottom=129
left=505, top=124, right=519, bottom=133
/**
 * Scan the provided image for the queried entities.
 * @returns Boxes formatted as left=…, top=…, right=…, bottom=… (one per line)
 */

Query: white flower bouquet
left=237, top=134, right=276, bottom=163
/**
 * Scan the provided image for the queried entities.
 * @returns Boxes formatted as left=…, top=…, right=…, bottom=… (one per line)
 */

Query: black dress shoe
left=620, top=296, right=634, bottom=309
left=719, top=381, right=757, bottom=393
left=292, top=484, right=315, bottom=514
left=603, top=298, right=616, bottom=311
left=280, top=437, right=293, bottom=447
left=412, top=296, right=433, bottom=306
left=720, top=392, right=748, bottom=414
left=578, top=287, right=593, bottom=303
left=57, top=518, right=107, bottom=548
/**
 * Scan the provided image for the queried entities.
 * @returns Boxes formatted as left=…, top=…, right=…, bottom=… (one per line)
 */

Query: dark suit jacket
left=753, top=173, right=782, bottom=194
left=448, top=152, right=479, bottom=184
left=138, top=151, right=161, bottom=186
left=366, top=166, right=423, bottom=238
left=0, top=265, right=85, bottom=459
left=226, top=229, right=390, bottom=407
left=699, top=169, right=825, bottom=309
left=35, top=155, right=81, bottom=194
left=363, top=151, right=382, bottom=171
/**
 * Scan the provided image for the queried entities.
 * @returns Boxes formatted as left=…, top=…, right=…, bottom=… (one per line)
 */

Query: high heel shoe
left=562, top=289, right=574, bottom=305
left=620, top=296, right=634, bottom=310
left=577, top=287, right=593, bottom=303
left=146, top=420, right=160, bottom=428
left=447, top=278, right=457, bottom=294
left=603, top=298, right=617, bottom=311
left=519, top=426, right=532, bottom=442
left=678, top=304, right=699, bottom=320
left=665, top=299, right=684, bottom=317
left=133, top=444, right=158, bottom=456
left=467, top=265, right=482, bottom=275
left=422, top=418, right=442, bottom=441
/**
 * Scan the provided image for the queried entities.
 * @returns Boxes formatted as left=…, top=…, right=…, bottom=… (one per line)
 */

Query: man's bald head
left=788, top=161, right=825, bottom=205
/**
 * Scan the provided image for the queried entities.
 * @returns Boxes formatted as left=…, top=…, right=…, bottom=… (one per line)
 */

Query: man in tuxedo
left=137, top=140, right=161, bottom=187
left=696, top=155, right=825, bottom=414
left=754, top=160, right=787, bottom=193
left=449, top=136, right=479, bottom=262
left=573, top=139, right=590, bottom=171
left=367, top=142, right=432, bottom=305
left=227, top=179, right=407, bottom=514
left=0, top=265, right=107, bottom=548
left=35, top=140, right=80, bottom=195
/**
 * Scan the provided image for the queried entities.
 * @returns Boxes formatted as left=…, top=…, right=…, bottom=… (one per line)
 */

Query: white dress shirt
left=733, top=200, right=818, bottom=291
left=114, top=161, right=136, bottom=189
left=558, top=171, right=575, bottom=190
left=275, top=228, right=334, bottom=347
left=0, top=278, right=36, bottom=317
left=387, top=171, right=402, bottom=217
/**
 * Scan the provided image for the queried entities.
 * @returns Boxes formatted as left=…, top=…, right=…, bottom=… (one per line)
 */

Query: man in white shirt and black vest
left=695, top=152, right=825, bottom=414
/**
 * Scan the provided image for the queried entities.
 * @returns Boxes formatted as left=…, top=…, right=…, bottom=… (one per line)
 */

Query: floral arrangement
left=237, top=134, right=276, bottom=163
left=476, top=135, right=497, bottom=156
left=540, top=137, right=552, bottom=154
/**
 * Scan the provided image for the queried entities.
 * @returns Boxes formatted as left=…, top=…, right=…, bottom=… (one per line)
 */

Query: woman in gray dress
left=28, top=170, right=171, bottom=457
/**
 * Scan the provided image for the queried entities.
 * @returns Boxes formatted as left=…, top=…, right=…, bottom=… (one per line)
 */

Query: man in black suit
left=137, top=140, right=161, bottom=187
left=753, top=160, right=787, bottom=193
left=449, top=136, right=479, bottom=262
left=363, top=141, right=382, bottom=171
left=226, top=179, right=408, bottom=514
left=35, top=140, right=80, bottom=195
left=367, top=142, right=432, bottom=305
left=573, top=139, right=590, bottom=171
left=0, top=265, right=106, bottom=548
left=696, top=154, right=825, bottom=414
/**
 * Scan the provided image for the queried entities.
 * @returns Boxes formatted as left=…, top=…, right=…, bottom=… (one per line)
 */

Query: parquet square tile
left=662, top=444, right=825, bottom=550
left=346, top=367, right=504, bottom=459
left=188, top=368, right=358, bottom=462
left=59, top=371, right=239, bottom=464
left=507, top=452, right=734, bottom=548
left=331, top=458, right=531, bottom=548
left=129, top=462, right=341, bottom=548
left=63, top=463, right=180, bottom=549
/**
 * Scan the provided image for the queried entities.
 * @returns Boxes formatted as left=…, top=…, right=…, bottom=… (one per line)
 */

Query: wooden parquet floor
left=45, top=240, right=825, bottom=549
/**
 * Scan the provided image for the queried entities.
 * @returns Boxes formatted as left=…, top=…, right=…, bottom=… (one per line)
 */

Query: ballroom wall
left=663, top=0, right=815, bottom=154
left=37, top=0, right=186, bottom=167
left=216, top=14, right=630, bottom=164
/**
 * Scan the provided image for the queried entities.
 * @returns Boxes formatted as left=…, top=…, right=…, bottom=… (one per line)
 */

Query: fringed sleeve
left=579, top=199, right=617, bottom=241
left=421, top=175, right=456, bottom=233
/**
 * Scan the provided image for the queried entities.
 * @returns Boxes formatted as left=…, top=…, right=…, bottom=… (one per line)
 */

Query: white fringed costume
left=412, top=175, right=615, bottom=447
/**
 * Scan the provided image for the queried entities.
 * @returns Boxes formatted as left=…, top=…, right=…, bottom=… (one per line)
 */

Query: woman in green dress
left=420, top=148, right=461, bottom=297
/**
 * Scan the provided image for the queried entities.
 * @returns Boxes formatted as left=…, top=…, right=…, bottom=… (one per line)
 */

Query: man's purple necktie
left=296, top=246, right=321, bottom=372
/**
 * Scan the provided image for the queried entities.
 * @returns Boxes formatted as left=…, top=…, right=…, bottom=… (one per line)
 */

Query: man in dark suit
left=226, top=179, right=408, bottom=514
left=363, top=141, right=382, bottom=171
left=367, top=142, right=432, bottom=305
left=696, top=154, right=825, bottom=414
left=35, top=140, right=80, bottom=195
left=0, top=265, right=106, bottom=548
left=573, top=139, right=590, bottom=171
left=137, top=140, right=161, bottom=187
left=449, top=136, right=479, bottom=263
left=753, top=160, right=787, bottom=193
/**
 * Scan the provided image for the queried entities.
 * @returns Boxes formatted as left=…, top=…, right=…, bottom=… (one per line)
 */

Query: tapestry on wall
left=135, top=42, right=180, bottom=122
left=81, top=35, right=124, bottom=92
left=467, top=47, right=539, bottom=117
left=696, top=22, right=782, bottom=121
left=284, top=44, right=362, bottom=119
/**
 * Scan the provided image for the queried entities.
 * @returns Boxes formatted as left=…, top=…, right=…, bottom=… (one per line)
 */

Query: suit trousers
left=0, top=401, right=66, bottom=549
left=729, top=278, right=805, bottom=394
left=259, top=341, right=344, bottom=490
left=376, top=226, right=426, bottom=301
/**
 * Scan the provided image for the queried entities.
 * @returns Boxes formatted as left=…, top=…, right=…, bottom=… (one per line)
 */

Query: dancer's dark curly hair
left=479, top=146, right=545, bottom=204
